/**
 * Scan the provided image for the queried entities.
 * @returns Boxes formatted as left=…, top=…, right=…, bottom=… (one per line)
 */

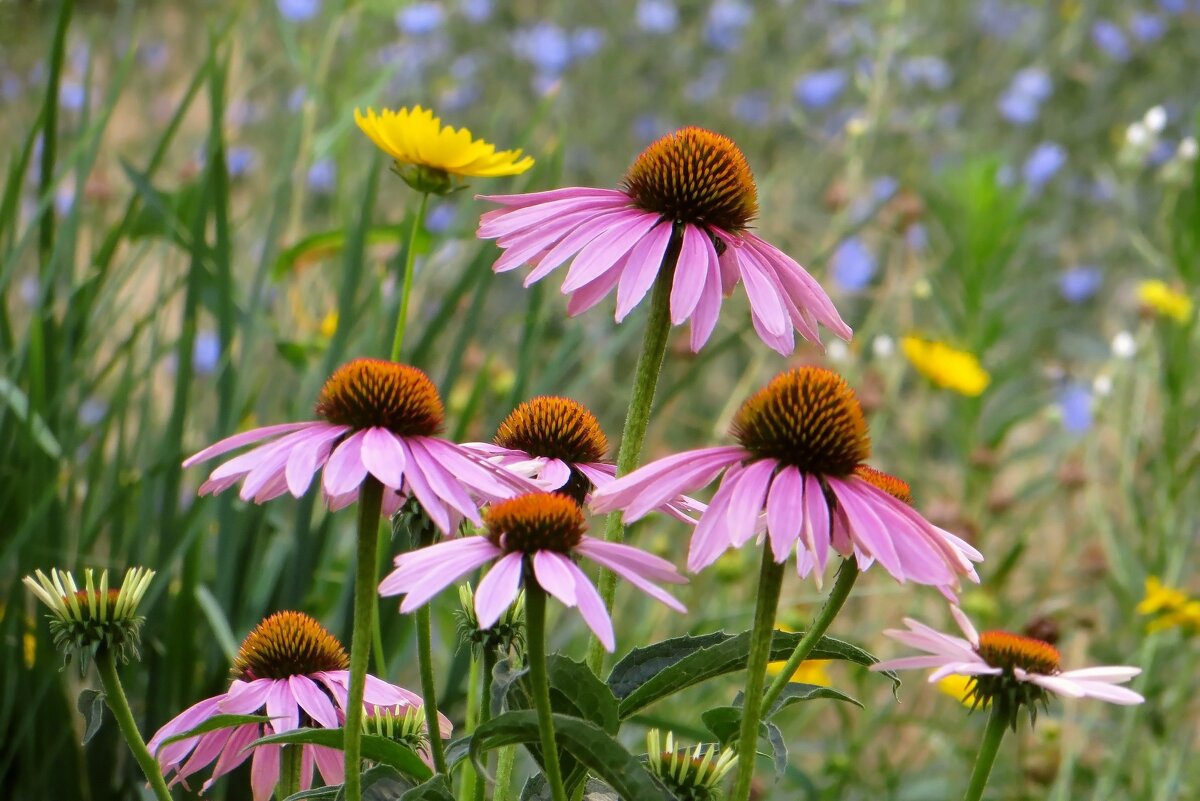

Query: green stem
left=417, top=604, right=449, bottom=775
left=761, top=560, right=859, bottom=712
left=492, top=744, right=517, bottom=801
left=94, top=650, right=173, bottom=801
left=586, top=236, right=679, bottom=673
left=472, top=650, right=497, bottom=801
left=344, top=478, right=384, bottom=801
left=277, top=744, right=302, bottom=801
left=525, top=574, right=568, bottom=801
left=390, top=192, right=430, bottom=361
left=731, top=550, right=787, bottom=801
left=963, top=702, right=1009, bottom=801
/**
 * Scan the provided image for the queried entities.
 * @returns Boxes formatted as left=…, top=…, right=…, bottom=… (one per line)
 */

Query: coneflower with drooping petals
left=871, top=606, right=1143, bottom=725
left=477, top=127, right=851, bottom=355
left=148, top=611, right=448, bottom=801
left=591, top=366, right=981, bottom=591
left=379, top=493, right=687, bottom=651
left=463, top=395, right=701, bottom=518
left=183, top=358, right=534, bottom=532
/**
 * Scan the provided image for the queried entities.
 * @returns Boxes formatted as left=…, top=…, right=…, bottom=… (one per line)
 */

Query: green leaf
left=397, top=775, right=455, bottom=800
left=700, top=706, right=787, bottom=779
left=470, top=711, right=670, bottom=801
left=0, top=377, right=62, bottom=459
left=283, top=766, right=419, bottom=801
left=251, top=728, right=432, bottom=781
left=77, top=689, right=105, bottom=745
left=270, top=225, right=411, bottom=281
left=764, top=682, right=862, bottom=717
left=610, top=630, right=893, bottom=718
left=160, top=714, right=271, bottom=749
left=520, top=775, right=621, bottom=801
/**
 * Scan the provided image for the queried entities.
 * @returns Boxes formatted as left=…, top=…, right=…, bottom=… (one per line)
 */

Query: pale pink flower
left=147, top=612, right=450, bottom=801
left=477, top=127, right=850, bottom=355
left=871, top=606, right=1144, bottom=707
left=590, top=367, right=981, bottom=592
left=380, top=493, right=686, bottom=651
left=184, top=358, right=532, bottom=532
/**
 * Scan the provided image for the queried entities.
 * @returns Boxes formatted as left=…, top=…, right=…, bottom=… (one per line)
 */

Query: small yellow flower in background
left=766, top=658, right=832, bottom=686
left=901, top=337, right=991, bottom=396
left=1137, top=576, right=1200, bottom=634
left=1136, top=280, right=1193, bottom=323
left=319, top=311, right=338, bottom=340
left=936, top=674, right=988, bottom=708
left=354, top=106, right=534, bottom=194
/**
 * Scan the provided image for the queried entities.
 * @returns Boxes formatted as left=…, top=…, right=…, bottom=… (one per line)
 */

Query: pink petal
left=827, top=478, right=904, bottom=580
left=360, top=428, right=408, bottom=490
left=870, top=655, right=962, bottom=672
left=765, top=466, right=803, bottom=563
left=203, top=724, right=258, bottom=787
left=286, top=425, right=349, bottom=497
left=171, top=728, right=230, bottom=783
left=322, top=429, right=368, bottom=497
left=478, top=187, right=624, bottom=208
left=574, top=538, right=687, bottom=585
left=687, top=468, right=743, bottom=572
left=802, top=474, right=831, bottom=576
left=220, top=679, right=274, bottom=714
left=724, top=459, right=775, bottom=549
left=736, top=246, right=789, bottom=337
left=478, top=195, right=625, bottom=239
left=492, top=207, right=612, bottom=272
left=183, top=421, right=318, bottom=467
left=590, top=445, right=745, bottom=517
left=313, top=745, right=344, bottom=786
left=578, top=543, right=686, bottom=613
left=669, top=224, right=714, bottom=325
left=475, top=552, right=525, bottom=628
left=289, top=675, right=339, bottom=728
left=613, top=220, right=675, bottom=321
left=1056, top=666, right=1141, bottom=682
left=384, top=538, right=502, bottom=608
left=565, top=252, right=628, bottom=316
left=250, top=743, right=280, bottom=801
left=265, top=679, right=300, bottom=733
left=521, top=209, right=632, bottom=285
left=398, top=442, right=452, bottom=534
left=688, top=242, right=724, bottom=351
left=564, top=559, right=615, bottom=651
left=561, top=211, right=661, bottom=293
left=532, top=550, right=578, bottom=606
left=538, top=458, right=572, bottom=490
left=743, top=234, right=852, bottom=341
left=406, top=438, right=482, bottom=522
left=950, top=605, right=980, bottom=647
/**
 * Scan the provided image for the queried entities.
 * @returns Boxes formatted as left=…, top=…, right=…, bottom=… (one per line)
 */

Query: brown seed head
left=494, top=397, right=608, bottom=464
left=485, top=493, right=586, bottom=555
left=232, top=611, right=349, bottom=681
left=316, top=358, right=444, bottom=435
left=853, top=466, right=913, bottom=505
left=977, top=630, right=1061, bottom=675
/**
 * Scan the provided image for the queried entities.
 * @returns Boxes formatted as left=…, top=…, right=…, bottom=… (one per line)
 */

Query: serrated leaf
left=609, top=630, right=894, bottom=718
left=470, top=711, right=671, bottom=801
left=77, top=688, right=105, bottom=745
left=250, top=728, right=432, bottom=781
left=764, top=682, right=862, bottom=717
left=397, top=775, right=455, bottom=800
left=700, top=706, right=787, bottom=779
left=159, top=714, right=272, bottom=749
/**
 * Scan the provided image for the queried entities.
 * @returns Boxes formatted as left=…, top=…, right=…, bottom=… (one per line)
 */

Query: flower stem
left=390, top=192, right=430, bottom=361
left=525, top=574, right=568, bottom=801
left=731, top=550, right=787, bottom=801
left=277, top=744, right=302, bottom=801
left=94, top=649, right=173, bottom=801
left=493, top=744, right=517, bottom=801
left=761, top=560, right=859, bottom=713
left=417, top=605, right=450, bottom=775
left=963, top=702, right=1009, bottom=801
left=472, top=649, right=498, bottom=801
left=587, top=233, right=680, bottom=673
left=344, top=477, right=384, bottom=801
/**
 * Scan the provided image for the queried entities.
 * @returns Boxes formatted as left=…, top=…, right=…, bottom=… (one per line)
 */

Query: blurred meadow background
left=2, top=0, right=1199, bottom=798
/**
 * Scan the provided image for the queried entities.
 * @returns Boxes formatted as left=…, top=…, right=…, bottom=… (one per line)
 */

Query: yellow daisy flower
left=901, top=337, right=991, bottom=397
left=354, top=106, right=533, bottom=193
left=1136, top=280, right=1193, bottom=323
left=936, top=673, right=988, bottom=708
left=1138, top=576, right=1200, bottom=634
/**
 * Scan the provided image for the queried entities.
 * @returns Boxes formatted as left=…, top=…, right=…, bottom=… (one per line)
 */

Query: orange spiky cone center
left=315, top=358, right=444, bottom=435
left=233, top=611, right=349, bottom=680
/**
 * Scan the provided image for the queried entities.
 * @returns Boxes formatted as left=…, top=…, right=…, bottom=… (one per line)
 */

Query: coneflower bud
left=455, top=582, right=526, bottom=659
left=23, top=567, right=154, bottom=676
left=363, top=704, right=429, bottom=755
left=645, top=729, right=736, bottom=801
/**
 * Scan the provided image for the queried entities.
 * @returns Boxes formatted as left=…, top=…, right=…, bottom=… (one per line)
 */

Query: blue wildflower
left=1023, top=142, right=1066, bottom=190
left=79, top=397, right=107, bottom=427
left=514, top=23, right=572, bottom=76
left=227, top=147, right=256, bottom=178
left=705, top=0, right=752, bottom=51
left=425, top=202, right=457, bottom=233
left=1058, top=382, right=1093, bottom=434
left=794, top=69, right=847, bottom=109
left=900, top=56, right=952, bottom=91
left=732, top=92, right=771, bottom=126
left=1092, top=19, right=1131, bottom=61
left=397, top=2, right=444, bottom=36
left=1058, top=266, right=1102, bottom=303
left=831, top=237, right=876, bottom=293
left=277, top=0, right=320, bottom=22
left=462, top=0, right=492, bottom=22
left=193, top=330, right=221, bottom=375
left=1130, top=12, right=1167, bottom=43
left=571, top=28, right=605, bottom=59
left=638, top=0, right=679, bottom=34
left=307, top=159, right=336, bottom=194
left=1157, top=0, right=1188, bottom=14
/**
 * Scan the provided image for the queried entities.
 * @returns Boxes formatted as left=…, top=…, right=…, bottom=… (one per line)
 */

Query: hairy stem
left=95, top=650, right=173, bottom=801
left=525, top=575, right=568, bottom=801
left=344, top=478, right=384, bottom=801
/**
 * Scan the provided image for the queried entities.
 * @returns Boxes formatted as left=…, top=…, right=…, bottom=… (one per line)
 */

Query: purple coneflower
left=591, top=366, right=981, bottom=590
left=477, top=127, right=851, bottom=355
left=871, top=606, right=1144, bottom=709
left=463, top=395, right=699, bottom=519
left=148, top=612, right=448, bottom=801
left=183, top=358, right=530, bottom=532
left=379, top=492, right=686, bottom=651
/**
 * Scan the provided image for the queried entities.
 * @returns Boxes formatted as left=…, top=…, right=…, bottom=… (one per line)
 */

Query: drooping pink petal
left=619, top=454, right=736, bottom=522
left=148, top=696, right=223, bottom=760
left=575, top=538, right=687, bottom=585
left=687, top=467, right=743, bottom=572
left=493, top=207, right=616, bottom=272
left=765, top=466, right=804, bottom=563
left=286, top=425, right=349, bottom=497
left=474, top=552, right=525, bottom=628
left=313, top=744, right=345, bottom=786
left=202, top=724, right=258, bottom=789
left=743, top=234, right=852, bottom=341
left=383, top=538, right=502, bottom=608
left=725, top=458, right=775, bottom=548
left=749, top=306, right=795, bottom=356
left=613, top=220, right=677, bottom=321
left=563, top=212, right=662, bottom=295
left=479, top=195, right=627, bottom=240
left=322, top=429, right=368, bottom=497
left=688, top=240, right=724, bottom=351
left=735, top=245, right=789, bottom=338
left=171, top=728, right=230, bottom=783
left=590, top=445, right=745, bottom=517
left=220, top=679, right=274, bottom=715
left=826, top=478, right=905, bottom=579
left=563, top=559, right=615, bottom=652
left=477, top=187, right=625, bottom=210
left=265, top=679, right=300, bottom=733
left=801, top=474, right=831, bottom=577
left=183, top=422, right=319, bottom=467
left=577, top=543, right=687, bottom=613
left=420, top=438, right=535, bottom=500
left=521, top=209, right=632, bottom=285
left=406, top=438, right=483, bottom=523
left=532, top=550, right=578, bottom=606
left=669, top=224, right=715, bottom=325
left=717, top=236, right=741, bottom=295
left=250, top=743, right=281, bottom=801
left=398, top=441, right=452, bottom=534
left=238, top=435, right=303, bottom=502
left=299, top=745, right=315, bottom=791
left=538, top=458, right=572, bottom=490
left=360, top=427, right=408, bottom=490
left=565, top=251, right=629, bottom=316
left=289, top=675, right=339, bottom=728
